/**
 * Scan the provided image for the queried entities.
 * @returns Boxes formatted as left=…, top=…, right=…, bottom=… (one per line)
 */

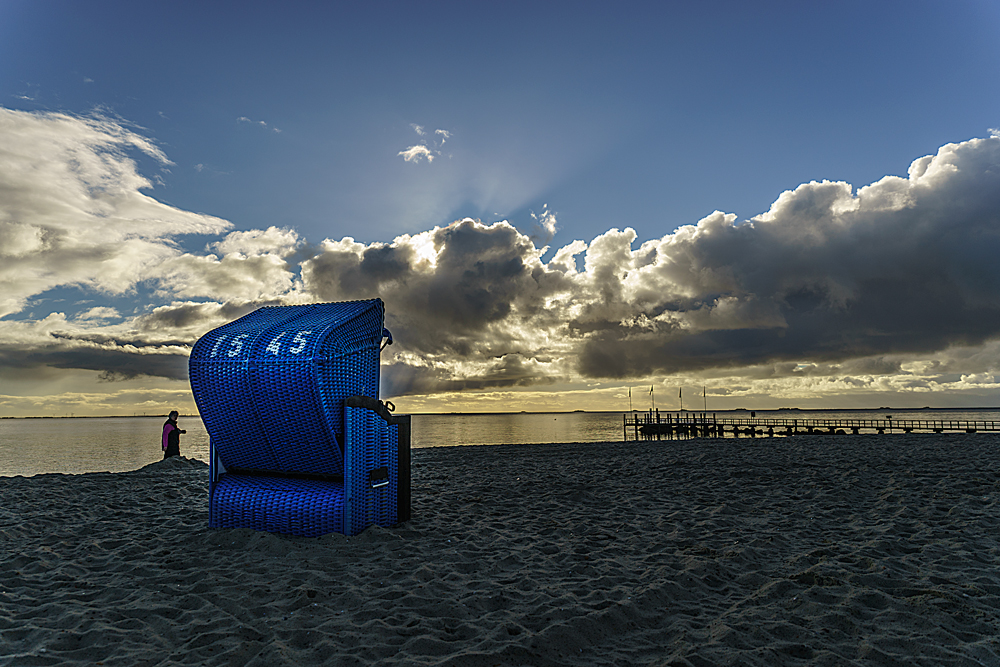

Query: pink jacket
left=162, top=421, right=178, bottom=451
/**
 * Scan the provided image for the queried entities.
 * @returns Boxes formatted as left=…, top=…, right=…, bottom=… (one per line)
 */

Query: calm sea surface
left=2, top=408, right=999, bottom=477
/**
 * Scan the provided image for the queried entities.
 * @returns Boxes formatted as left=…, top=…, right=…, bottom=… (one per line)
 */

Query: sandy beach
left=2, top=434, right=1000, bottom=666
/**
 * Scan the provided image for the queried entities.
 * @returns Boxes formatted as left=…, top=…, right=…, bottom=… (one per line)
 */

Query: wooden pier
left=623, top=410, right=1000, bottom=441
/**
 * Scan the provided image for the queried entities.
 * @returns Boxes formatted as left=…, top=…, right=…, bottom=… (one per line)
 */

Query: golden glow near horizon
left=3, top=6, right=1000, bottom=416
left=4, top=354, right=1000, bottom=418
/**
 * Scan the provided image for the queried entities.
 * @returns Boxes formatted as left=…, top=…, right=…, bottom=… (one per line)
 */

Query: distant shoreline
left=0, top=414, right=202, bottom=420
left=4, top=406, right=1000, bottom=420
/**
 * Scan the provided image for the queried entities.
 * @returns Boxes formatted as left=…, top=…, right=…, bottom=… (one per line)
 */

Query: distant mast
left=679, top=386, right=683, bottom=411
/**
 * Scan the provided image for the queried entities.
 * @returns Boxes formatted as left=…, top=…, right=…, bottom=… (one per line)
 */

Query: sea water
left=2, top=408, right=998, bottom=477
left=0, top=416, right=212, bottom=477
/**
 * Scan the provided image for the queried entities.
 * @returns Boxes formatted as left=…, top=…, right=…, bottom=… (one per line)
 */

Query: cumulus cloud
left=530, top=205, right=559, bottom=242
left=304, top=134, right=1000, bottom=396
left=148, top=228, right=302, bottom=302
left=211, top=226, right=300, bottom=257
left=3, top=108, right=1000, bottom=405
left=578, top=135, right=1000, bottom=378
left=154, top=253, right=296, bottom=302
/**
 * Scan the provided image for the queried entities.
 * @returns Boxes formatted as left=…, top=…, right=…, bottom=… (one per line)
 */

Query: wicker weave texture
left=208, top=404, right=399, bottom=538
left=209, top=474, right=345, bottom=537
left=190, top=307, right=302, bottom=470
left=189, top=300, right=384, bottom=476
left=344, top=405, right=398, bottom=536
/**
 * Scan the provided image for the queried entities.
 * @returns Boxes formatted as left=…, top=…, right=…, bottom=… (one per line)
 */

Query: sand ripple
left=2, top=436, right=1000, bottom=665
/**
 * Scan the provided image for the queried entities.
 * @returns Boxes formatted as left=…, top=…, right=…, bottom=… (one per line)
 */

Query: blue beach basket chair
left=188, top=299, right=411, bottom=537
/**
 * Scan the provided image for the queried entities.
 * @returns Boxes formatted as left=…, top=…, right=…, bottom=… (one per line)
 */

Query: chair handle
left=369, top=466, right=389, bottom=489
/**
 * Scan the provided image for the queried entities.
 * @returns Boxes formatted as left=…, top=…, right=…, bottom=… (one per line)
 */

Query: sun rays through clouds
left=3, top=107, right=1000, bottom=414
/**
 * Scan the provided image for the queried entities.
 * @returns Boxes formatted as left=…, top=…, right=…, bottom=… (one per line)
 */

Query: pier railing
left=623, top=411, right=1000, bottom=440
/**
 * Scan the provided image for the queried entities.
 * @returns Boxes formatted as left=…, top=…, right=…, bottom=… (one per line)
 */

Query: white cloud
left=154, top=228, right=301, bottom=301
left=212, top=226, right=300, bottom=257
left=3, top=111, right=1000, bottom=408
left=397, top=125, right=451, bottom=164
left=305, top=133, right=1000, bottom=395
left=0, top=108, right=232, bottom=318
left=75, top=306, right=120, bottom=321
left=0, top=222, right=46, bottom=258
left=155, top=253, right=296, bottom=301
left=530, top=205, right=558, bottom=241
left=237, top=116, right=281, bottom=133
left=398, top=145, right=436, bottom=163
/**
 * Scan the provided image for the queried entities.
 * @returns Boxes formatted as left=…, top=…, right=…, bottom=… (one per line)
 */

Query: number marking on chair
left=289, top=331, right=312, bottom=354
left=266, top=332, right=287, bottom=355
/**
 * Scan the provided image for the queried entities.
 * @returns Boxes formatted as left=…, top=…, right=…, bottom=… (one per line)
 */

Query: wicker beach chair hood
left=189, top=299, right=388, bottom=477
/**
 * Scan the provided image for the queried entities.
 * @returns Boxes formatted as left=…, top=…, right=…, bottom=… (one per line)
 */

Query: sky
left=2, top=0, right=1000, bottom=417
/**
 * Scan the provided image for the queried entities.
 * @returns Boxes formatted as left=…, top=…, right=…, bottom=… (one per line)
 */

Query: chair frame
left=190, top=300, right=410, bottom=537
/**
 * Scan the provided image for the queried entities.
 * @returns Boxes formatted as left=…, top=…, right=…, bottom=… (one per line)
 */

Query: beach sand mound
left=136, top=455, right=210, bottom=474
left=2, top=434, right=1000, bottom=665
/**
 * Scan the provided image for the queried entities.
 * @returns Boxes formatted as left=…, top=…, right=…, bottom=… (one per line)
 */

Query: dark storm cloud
left=5, top=107, right=1000, bottom=398
left=0, top=301, right=275, bottom=385
left=0, top=345, right=189, bottom=381
left=570, top=135, right=1000, bottom=378
left=298, top=133, right=1000, bottom=393
left=133, top=300, right=269, bottom=333
left=381, top=354, right=558, bottom=397
left=301, top=219, right=573, bottom=360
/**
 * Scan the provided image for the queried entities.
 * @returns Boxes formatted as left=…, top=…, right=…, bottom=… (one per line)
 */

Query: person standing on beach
left=162, top=410, right=186, bottom=459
